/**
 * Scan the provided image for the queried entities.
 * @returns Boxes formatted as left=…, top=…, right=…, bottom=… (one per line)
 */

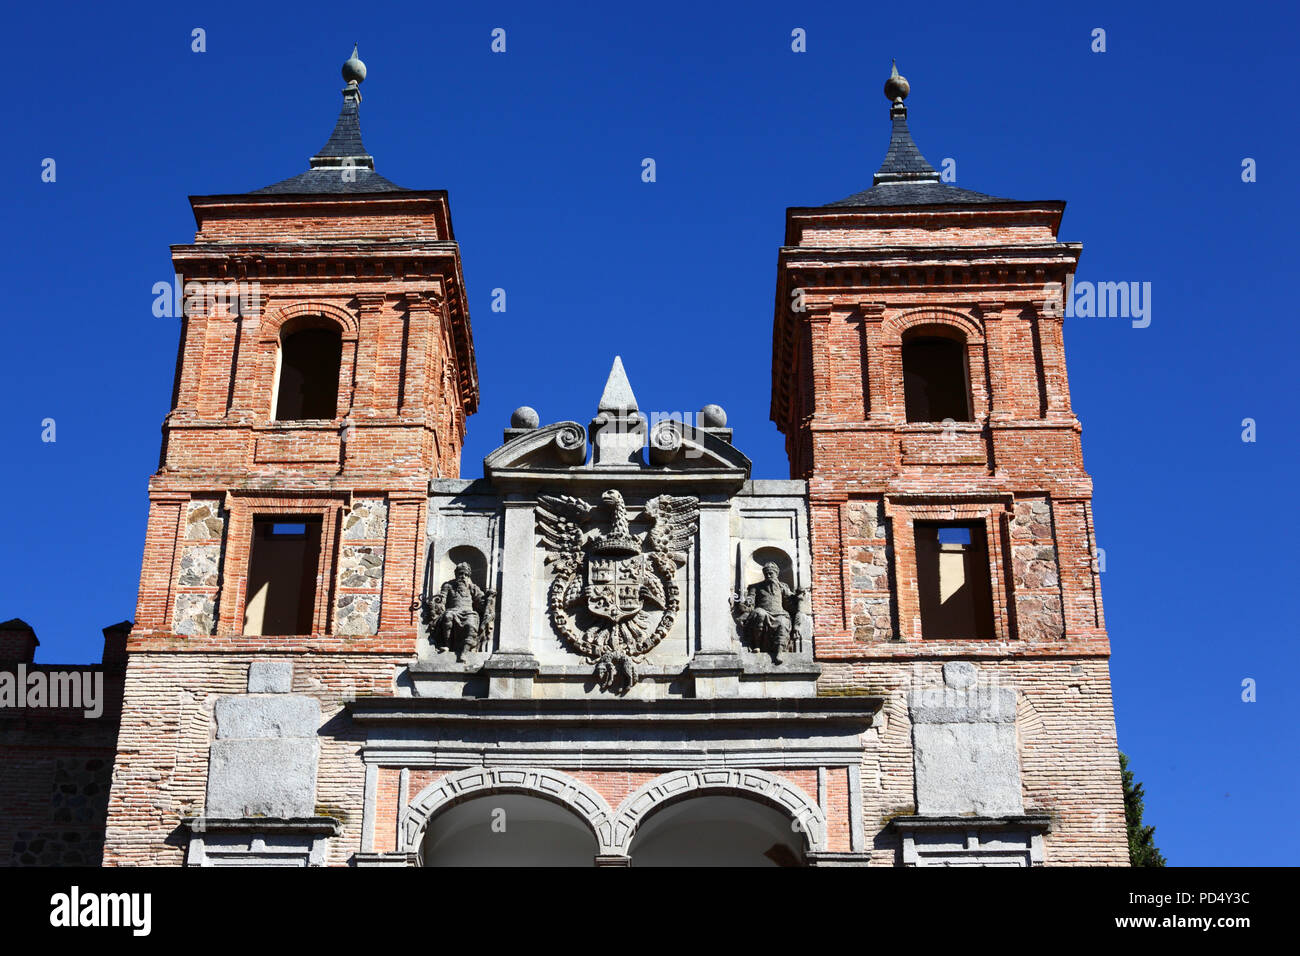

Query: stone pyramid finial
left=597, top=356, right=639, bottom=413
left=591, top=357, right=645, bottom=467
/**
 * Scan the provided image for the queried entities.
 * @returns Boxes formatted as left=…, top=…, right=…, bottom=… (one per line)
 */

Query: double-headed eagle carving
left=537, top=489, right=698, bottom=693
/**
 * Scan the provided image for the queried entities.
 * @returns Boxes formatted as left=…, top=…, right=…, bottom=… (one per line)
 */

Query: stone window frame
left=216, top=494, right=347, bottom=638
left=879, top=307, right=989, bottom=425
left=256, top=301, right=360, bottom=425
left=883, top=496, right=1015, bottom=643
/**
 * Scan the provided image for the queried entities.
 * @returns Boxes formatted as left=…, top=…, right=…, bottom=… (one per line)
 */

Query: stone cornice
left=346, top=695, right=882, bottom=727
left=889, top=814, right=1051, bottom=833
left=182, top=815, right=342, bottom=836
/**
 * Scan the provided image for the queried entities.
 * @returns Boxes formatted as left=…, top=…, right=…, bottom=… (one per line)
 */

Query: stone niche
left=404, top=363, right=821, bottom=700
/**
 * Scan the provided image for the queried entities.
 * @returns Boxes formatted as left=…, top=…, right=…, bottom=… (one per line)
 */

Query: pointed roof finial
left=823, top=59, right=1004, bottom=205
left=884, top=59, right=910, bottom=114
left=597, top=356, right=639, bottom=413
left=865, top=60, right=939, bottom=186
left=342, top=43, right=367, bottom=86
left=251, top=44, right=409, bottom=194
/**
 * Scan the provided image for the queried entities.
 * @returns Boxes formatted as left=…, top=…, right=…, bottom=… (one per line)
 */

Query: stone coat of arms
left=537, top=489, right=698, bottom=693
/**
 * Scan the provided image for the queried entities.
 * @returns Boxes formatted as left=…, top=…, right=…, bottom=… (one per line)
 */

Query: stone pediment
left=482, top=357, right=751, bottom=493
left=484, top=418, right=751, bottom=489
left=483, top=421, right=590, bottom=474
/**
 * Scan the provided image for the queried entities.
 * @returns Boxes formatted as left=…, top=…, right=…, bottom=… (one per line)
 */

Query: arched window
left=275, top=326, right=341, bottom=421
left=902, top=327, right=972, bottom=423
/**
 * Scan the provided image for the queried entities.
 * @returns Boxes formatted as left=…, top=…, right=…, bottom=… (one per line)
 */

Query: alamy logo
left=49, top=886, right=151, bottom=936
left=1043, top=276, right=1152, bottom=328
left=0, top=665, right=103, bottom=718
left=151, top=274, right=263, bottom=319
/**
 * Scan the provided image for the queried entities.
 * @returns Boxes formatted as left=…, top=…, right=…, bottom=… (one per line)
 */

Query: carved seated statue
left=732, top=562, right=804, bottom=663
left=425, top=562, right=495, bottom=661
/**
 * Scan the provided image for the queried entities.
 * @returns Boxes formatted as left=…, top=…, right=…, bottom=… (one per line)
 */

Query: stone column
left=485, top=496, right=540, bottom=697
left=688, top=499, right=741, bottom=697
left=696, top=500, right=735, bottom=654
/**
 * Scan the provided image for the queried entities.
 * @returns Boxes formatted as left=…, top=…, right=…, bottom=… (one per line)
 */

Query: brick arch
left=608, top=768, right=827, bottom=856
left=398, top=767, right=615, bottom=858
left=886, top=306, right=983, bottom=345
left=258, top=301, right=360, bottom=343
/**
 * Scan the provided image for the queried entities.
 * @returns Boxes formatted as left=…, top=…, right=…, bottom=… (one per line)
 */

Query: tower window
left=244, top=516, right=322, bottom=636
left=275, top=327, right=342, bottom=421
left=914, top=521, right=994, bottom=639
left=902, top=332, right=971, bottom=423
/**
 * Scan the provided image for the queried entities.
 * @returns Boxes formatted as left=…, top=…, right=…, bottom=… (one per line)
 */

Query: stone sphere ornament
left=342, top=44, right=367, bottom=84
left=884, top=60, right=909, bottom=102
left=699, top=404, right=727, bottom=428
left=510, top=406, right=540, bottom=429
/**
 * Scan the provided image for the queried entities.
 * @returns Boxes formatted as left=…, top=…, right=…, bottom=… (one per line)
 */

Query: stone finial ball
left=699, top=403, right=727, bottom=428
left=884, top=70, right=909, bottom=102
left=342, top=46, right=367, bottom=84
left=510, top=406, right=540, bottom=429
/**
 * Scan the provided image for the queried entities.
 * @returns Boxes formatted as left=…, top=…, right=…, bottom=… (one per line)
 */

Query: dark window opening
left=244, top=516, right=322, bottom=636
left=902, top=334, right=971, bottom=423
left=914, top=520, right=994, bottom=639
left=275, top=327, right=341, bottom=421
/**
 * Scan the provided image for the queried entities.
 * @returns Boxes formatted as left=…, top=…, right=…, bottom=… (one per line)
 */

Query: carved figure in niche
left=426, top=561, right=495, bottom=661
left=732, top=562, right=806, bottom=663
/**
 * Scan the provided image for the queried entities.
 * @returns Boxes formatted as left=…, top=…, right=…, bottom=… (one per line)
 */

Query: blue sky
left=2, top=1, right=1296, bottom=865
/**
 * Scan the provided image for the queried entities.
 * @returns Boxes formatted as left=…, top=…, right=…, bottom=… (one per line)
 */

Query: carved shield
left=585, top=554, right=645, bottom=624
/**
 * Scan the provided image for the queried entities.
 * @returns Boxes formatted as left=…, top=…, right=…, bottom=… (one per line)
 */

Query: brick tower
left=770, top=64, right=1128, bottom=864
left=93, top=54, right=1128, bottom=868
left=104, top=48, right=477, bottom=864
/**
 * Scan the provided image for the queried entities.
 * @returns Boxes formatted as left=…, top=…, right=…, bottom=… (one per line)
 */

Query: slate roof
left=250, top=84, right=411, bottom=196
left=825, top=103, right=1005, bottom=208
left=254, top=167, right=408, bottom=195
left=310, top=90, right=372, bottom=164
left=826, top=181, right=1005, bottom=207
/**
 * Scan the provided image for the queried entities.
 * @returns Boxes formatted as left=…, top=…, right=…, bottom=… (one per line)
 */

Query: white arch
left=609, top=768, right=827, bottom=856
left=398, top=767, right=615, bottom=857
